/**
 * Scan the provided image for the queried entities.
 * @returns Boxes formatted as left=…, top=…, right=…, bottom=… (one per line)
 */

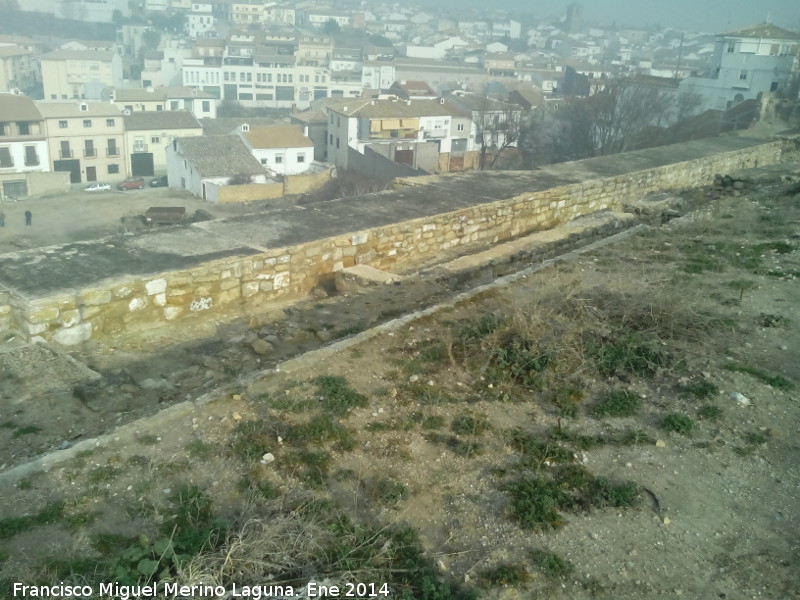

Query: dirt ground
left=0, top=185, right=300, bottom=254
left=0, top=182, right=797, bottom=599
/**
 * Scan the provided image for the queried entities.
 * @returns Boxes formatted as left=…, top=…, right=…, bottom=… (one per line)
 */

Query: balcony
left=24, top=158, right=40, bottom=166
left=106, top=147, right=120, bottom=157
left=83, top=148, right=97, bottom=158
left=133, top=144, right=149, bottom=153
left=59, top=149, right=73, bottom=159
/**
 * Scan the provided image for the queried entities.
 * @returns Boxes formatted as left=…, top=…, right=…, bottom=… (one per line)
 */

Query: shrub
left=661, top=413, right=695, bottom=435
left=592, top=390, right=641, bottom=418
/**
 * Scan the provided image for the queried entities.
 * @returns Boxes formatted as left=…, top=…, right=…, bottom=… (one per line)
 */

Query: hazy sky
left=439, top=0, right=800, bottom=33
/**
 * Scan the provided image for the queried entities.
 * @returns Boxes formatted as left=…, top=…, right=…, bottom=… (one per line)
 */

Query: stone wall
left=0, top=290, right=14, bottom=336
left=207, top=169, right=332, bottom=203
left=0, top=171, right=71, bottom=201
left=213, top=182, right=284, bottom=203
left=9, top=138, right=787, bottom=345
left=284, top=168, right=332, bottom=195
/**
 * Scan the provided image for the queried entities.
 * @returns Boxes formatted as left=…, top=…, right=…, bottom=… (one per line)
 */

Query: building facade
left=680, top=24, right=800, bottom=111
left=123, top=110, right=203, bottom=177
left=40, top=49, right=123, bottom=101
left=38, top=101, right=127, bottom=184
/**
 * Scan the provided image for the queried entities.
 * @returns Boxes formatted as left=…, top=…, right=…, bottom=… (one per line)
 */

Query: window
left=329, top=133, right=333, bottom=144
left=106, top=118, right=115, bottom=127
left=83, top=119, right=92, bottom=128
left=727, top=43, right=735, bottom=53
left=18, top=122, right=30, bottom=135
left=739, top=70, right=748, bottom=80
left=84, top=140, right=95, bottom=157
left=151, top=136, right=160, bottom=143
left=0, top=147, right=13, bottom=167
left=202, top=100, right=210, bottom=112
left=107, top=139, right=118, bottom=156
left=107, top=164, right=119, bottom=174
left=297, top=153, right=305, bottom=163
left=336, top=137, right=340, bottom=149
left=24, top=145, right=38, bottom=166
left=224, top=72, right=229, bottom=81
left=156, top=105, right=163, bottom=111
left=457, top=123, right=465, bottom=131
left=124, top=105, right=133, bottom=112
left=59, top=120, right=68, bottom=129
left=261, top=158, right=267, bottom=165
left=51, top=94, right=57, bottom=100
left=274, top=155, right=283, bottom=163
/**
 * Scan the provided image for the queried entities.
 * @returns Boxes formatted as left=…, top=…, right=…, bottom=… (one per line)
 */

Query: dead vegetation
left=0, top=187, right=798, bottom=598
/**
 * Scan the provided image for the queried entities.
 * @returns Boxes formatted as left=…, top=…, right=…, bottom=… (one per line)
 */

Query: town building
left=0, top=94, right=49, bottom=175
left=166, top=134, right=268, bottom=200
left=113, top=86, right=217, bottom=120
left=0, top=45, right=39, bottom=94
left=679, top=23, right=800, bottom=111
left=123, top=110, right=203, bottom=177
left=235, top=124, right=315, bottom=176
left=326, top=97, right=475, bottom=173
left=40, top=49, right=123, bottom=101
left=37, top=101, right=127, bottom=184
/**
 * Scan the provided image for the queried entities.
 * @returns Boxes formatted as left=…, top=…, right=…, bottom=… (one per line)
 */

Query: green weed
left=661, top=413, right=695, bottom=435
left=0, top=501, right=64, bottom=540
left=684, top=380, right=719, bottom=400
left=588, top=333, right=668, bottom=377
left=450, top=413, right=489, bottom=436
left=528, top=549, right=574, bottom=578
left=725, top=364, right=794, bottom=390
left=481, top=563, right=530, bottom=586
left=592, top=390, right=641, bottom=418
left=698, top=405, right=723, bottom=420
left=314, top=375, right=369, bottom=415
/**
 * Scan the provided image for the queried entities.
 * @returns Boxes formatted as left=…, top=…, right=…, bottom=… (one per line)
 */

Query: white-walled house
left=166, top=134, right=268, bottom=200
left=0, top=94, right=50, bottom=175
left=236, top=124, right=314, bottom=176
left=679, top=23, right=800, bottom=111
left=326, top=97, right=474, bottom=172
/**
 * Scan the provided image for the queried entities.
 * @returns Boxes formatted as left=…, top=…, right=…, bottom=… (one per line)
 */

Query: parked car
left=85, top=182, right=111, bottom=192
left=117, top=177, right=146, bottom=190
left=150, top=175, right=168, bottom=187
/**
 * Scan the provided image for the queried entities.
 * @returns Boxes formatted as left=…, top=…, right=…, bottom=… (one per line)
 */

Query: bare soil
left=0, top=186, right=798, bottom=599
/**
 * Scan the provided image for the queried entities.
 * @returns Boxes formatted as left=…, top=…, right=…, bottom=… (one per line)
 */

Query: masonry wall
left=11, top=139, right=786, bottom=345
left=0, top=171, right=71, bottom=201
left=207, top=169, right=332, bottom=203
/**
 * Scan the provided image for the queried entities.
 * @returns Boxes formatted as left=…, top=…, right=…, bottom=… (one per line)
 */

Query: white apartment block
left=186, top=3, right=215, bottom=39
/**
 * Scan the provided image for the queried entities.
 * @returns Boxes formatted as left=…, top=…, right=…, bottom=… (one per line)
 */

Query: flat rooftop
left=0, top=136, right=773, bottom=299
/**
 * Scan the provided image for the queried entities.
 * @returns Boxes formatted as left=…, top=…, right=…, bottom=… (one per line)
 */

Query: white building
left=680, top=23, right=800, bottom=111
left=236, top=124, right=314, bottom=176
left=326, top=97, right=471, bottom=172
left=166, top=134, right=268, bottom=200
left=186, top=3, right=215, bottom=39
left=0, top=94, right=50, bottom=175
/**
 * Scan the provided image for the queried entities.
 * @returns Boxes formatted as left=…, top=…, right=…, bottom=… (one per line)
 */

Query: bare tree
left=587, top=78, right=675, bottom=155
left=466, top=93, right=522, bottom=169
left=520, top=77, right=699, bottom=166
